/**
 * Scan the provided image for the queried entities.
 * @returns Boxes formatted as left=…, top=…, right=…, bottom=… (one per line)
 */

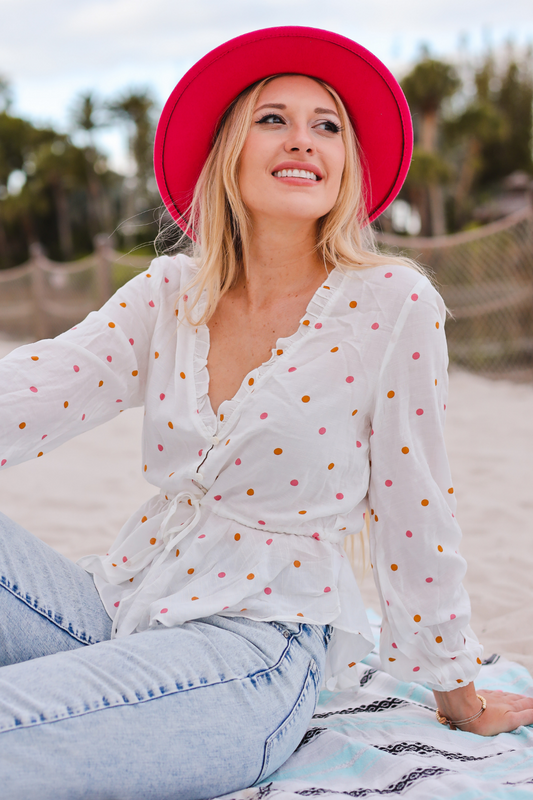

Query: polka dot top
left=0, top=255, right=483, bottom=692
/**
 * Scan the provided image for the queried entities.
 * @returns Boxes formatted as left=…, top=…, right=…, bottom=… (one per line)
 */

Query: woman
left=0, top=26, right=532, bottom=800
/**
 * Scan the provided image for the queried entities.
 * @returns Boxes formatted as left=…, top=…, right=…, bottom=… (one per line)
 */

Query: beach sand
left=1, top=338, right=532, bottom=674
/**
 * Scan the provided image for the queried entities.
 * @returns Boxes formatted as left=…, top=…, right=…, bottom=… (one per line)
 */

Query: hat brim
left=154, top=26, right=412, bottom=237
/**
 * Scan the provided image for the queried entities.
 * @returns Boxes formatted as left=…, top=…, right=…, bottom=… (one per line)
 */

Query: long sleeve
left=368, top=276, right=483, bottom=692
left=0, top=262, right=167, bottom=472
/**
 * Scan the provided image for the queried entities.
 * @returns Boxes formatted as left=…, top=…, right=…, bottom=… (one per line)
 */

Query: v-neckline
left=189, top=265, right=346, bottom=437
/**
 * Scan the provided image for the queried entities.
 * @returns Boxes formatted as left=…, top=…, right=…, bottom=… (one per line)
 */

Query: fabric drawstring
left=111, top=489, right=204, bottom=637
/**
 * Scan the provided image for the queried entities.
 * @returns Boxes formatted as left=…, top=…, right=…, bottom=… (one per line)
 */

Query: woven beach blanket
left=218, top=611, right=533, bottom=800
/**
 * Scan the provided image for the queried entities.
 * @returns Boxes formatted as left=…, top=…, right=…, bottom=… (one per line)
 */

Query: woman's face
left=238, top=75, right=346, bottom=226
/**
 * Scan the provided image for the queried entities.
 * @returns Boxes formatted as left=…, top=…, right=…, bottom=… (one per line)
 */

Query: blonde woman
left=0, top=27, right=532, bottom=800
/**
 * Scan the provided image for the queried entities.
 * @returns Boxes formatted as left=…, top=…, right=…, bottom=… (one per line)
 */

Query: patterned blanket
left=219, top=611, right=533, bottom=800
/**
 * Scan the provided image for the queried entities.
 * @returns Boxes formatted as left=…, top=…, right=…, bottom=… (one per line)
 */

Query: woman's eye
left=256, top=113, right=285, bottom=125
left=317, top=120, right=342, bottom=134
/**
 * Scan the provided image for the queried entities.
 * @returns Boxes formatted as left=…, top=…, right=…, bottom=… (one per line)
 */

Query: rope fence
left=1, top=209, right=532, bottom=378
left=376, top=206, right=533, bottom=377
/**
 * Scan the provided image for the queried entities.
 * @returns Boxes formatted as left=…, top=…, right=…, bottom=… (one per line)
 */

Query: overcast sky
left=2, top=0, right=532, bottom=172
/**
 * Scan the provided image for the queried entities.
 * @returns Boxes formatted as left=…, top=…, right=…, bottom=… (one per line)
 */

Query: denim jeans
left=0, top=512, right=331, bottom=800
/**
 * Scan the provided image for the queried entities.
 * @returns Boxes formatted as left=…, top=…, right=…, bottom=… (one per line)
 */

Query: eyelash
left=255, top=113, right=342, bottom=134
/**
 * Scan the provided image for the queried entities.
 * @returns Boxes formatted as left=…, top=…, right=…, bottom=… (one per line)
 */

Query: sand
left=1, top=337, right=532, bottom=674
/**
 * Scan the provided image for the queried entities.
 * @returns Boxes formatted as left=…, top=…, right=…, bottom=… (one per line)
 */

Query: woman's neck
left=239, top=217, right=328, bottom=309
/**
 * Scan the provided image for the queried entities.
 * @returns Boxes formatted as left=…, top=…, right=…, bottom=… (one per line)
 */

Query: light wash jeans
left=0, top=512, right=330, bottom=800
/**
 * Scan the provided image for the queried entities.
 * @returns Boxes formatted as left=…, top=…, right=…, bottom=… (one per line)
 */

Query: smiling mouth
left=272, top=169, right=320, bottom=181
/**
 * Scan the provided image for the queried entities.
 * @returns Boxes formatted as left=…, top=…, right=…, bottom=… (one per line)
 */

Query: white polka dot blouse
left=0, top=255, right=483, bottom=691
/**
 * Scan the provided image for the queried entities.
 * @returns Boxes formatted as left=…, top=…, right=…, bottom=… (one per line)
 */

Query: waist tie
left=111, top=489, right=204, bottom=637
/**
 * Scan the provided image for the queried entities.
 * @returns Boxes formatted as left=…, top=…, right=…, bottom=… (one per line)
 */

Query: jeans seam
left=0, top=576, right=98, bottom=647
left=0, top=630, right=298, bottom=734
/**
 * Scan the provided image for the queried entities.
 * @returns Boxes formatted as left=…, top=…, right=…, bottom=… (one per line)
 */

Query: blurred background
left=1, top=0, right=532, bottom=377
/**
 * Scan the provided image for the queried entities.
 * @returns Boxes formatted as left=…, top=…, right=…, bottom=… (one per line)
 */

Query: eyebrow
left=255, top=102, right=340, bottom=118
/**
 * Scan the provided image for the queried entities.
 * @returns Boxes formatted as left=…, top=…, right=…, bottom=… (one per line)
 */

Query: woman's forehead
left=256, top=75, right=336, bottom=109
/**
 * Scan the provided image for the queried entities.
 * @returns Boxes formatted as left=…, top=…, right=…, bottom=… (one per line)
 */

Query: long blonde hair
left=161, top=73, right=424, bottom=325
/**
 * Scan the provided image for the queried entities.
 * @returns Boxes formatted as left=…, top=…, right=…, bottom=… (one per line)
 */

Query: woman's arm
left=434, top=683, right=533, bottom=734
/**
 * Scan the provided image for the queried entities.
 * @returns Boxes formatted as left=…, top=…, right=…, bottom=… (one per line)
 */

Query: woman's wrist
left=433, top=682, right=481, bottom=722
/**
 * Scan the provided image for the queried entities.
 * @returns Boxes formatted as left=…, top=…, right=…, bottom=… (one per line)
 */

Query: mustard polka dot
left=175, top=549, right=180, bottom=557
left=144, top=465, right=147, bottom=472
left=154, top=352, right=159, bottom=359
left=141, top=516, right=148, bottom=523
left=414, top=614, right=421, bottom=623
left=225, top=439, right=230, bottom=445
left=387, top=390, right=395, bottom=398
left=348, top=661, right=356, bottom=668
left=293, top=560, right=301, bottom=568
left=108, top=322, right=116, bottom=328
left=352, top=409, right=358, bottom=416
left=298, top=510, right=307, bottom=515
left=246, top=488, right=254, bottom=496
left=391, top=564, right=398, bottom=571
left=19, top=422, right=26, bottom=429
left=234, top=533, right=241, bottom=541
left=149, top=537, right=156, bottom=545
left=220, top=413, right=224, bottom=421
left=435, top=379, right=438, bottom=386
left=374, top=515, right=378, bottom=522
left=31, top=356, right=39, bottom=361
left=349, top=301, right=357, bottom=308
left=63, top=401, right=69, bottom=409
left=448, top=487, right=454, bottom=494
left=301, top=395, right=310, bottom=403
left=401, top=446, right=409, bottom=454
left=276, top=349, right=283, bottom=356
left=132, top=370, right=138, bottom=377
left=302, top=320, right=310, bottom=326
left=438, top=545, right=443, bottom=552
left=180, top=372, right=186, bottom=379
left=328, top=463, right=334, bottom=470
left=99, top=380, right=104, bottom=387
left=435, top=636, right=443, bottom=643
left=168, top=421, right=174, bottom=429
left=330, top=346, right=339, bottom=353
left=120, top=302, right=126, bottom=308
left=477, top=658, right=482, bottom=664
left=456, top=679, right=464, bottom=684
left=421, top=499, right=429, bottom=507
left=274, top=448, right=283, bottom=455
left=248, top=378, right=254, bottom=386
left=188, top=568, right=194, bottom=575
left=297, top=613, right=304, bottom=617
left=37, top=451, right=43, bottom=457
left=436, top=321, right=440, bottom=329
left=389, top=657, right=396, bottom=662
left=247, top=573, right=255, bottom=580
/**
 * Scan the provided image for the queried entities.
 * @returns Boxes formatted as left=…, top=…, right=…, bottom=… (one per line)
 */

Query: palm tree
left=402, top=58, right=461, bottom=235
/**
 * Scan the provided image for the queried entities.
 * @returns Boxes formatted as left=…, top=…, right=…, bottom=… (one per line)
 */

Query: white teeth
left=273, top=169, right=318, bottom=180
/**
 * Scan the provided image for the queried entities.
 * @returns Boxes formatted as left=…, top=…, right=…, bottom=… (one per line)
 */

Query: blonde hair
left=161, top=74, right=424, bottom=573
left=162, top=73, right=424, bottom=326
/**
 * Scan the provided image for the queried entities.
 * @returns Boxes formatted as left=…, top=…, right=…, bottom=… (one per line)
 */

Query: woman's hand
left=434, top=684, right=533, bottom=736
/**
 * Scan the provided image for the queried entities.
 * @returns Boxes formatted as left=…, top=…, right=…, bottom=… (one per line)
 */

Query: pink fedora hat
left=154, top=26, right=412, bottom=236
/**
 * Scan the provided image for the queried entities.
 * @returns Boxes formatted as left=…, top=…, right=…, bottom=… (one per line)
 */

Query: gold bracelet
left=436, top=694, right=486, bottom=730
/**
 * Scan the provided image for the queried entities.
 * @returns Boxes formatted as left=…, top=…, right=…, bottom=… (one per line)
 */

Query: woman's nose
left=285, top=125, right=314, bottom=154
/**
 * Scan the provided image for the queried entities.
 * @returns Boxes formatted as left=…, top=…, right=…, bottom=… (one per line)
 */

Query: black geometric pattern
left=294, top=766, right=452, bottom=795
left=359, top=669, right=378, bottom=687
left=313, top=697, right=408, bottom=719
left=296, top=727, right=328, bottom=751
left=375, top=741, right=510, bottom=761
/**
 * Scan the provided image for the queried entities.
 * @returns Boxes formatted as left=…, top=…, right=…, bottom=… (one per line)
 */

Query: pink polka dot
left=223, top=606, right=229, bottom=610
left=413, top=666, right=420, bottom=672
left=183, top=295, right=188, bottom=302
left=164, top=277, right=169, bottom=283
left=314, top=322, right=322, bottom=329
left=312, top=532, right=320, bottom=540
left=260, top=412, right=268, bottom=420
left=336, top=493, right=344, bottom=500
left=385, top=272, right=393, bottom=278
left=406, top=530, right=413, bottom=538
left=371, top=429, right=374, bottom=435
left=444, top=404, right=447, bottom=410
left=158, top=444, right=163, bottom=452
left=346, top=376, right=354, bottom=383
left=114, top=601, right=120, bottom=607
left=198, top=534, right=206, bottom=539
left=116, top=399, right=122, bottom=403
left=426, top=577, right=433, bottom=583
left=264, top=587, right=272, bottom=595
left=73, top=365, right=80, bottom=373
left=266, top=539, right=273, bottom=545
left=411, top=293, right=418, bottom=301
left=81, top=414, right=85, bottom=421
left=198, top=449, right=203, bottom=457
left=412, top=352, right=420, bottom=360
left=107, top=355, right=112, bottom=362
left=385, top=479, right=393, bottom=487
left=160, top=608, right=168, bottom=614
left=214, top=495, right=222, bottom=501
left=149, top=300, right=155, bottom=308
left=122, top=556, right=127, bottom=562
left=42, top=434, right=47, bottom=439
left=288, top=367, right=297, bottom=372
left=371, top=322, right=379, bottom=330
left=290, top=479, right=299, bottom=486
left=1, top=459, right=6, bottom=467
left=324, top=586, right=331, bottom=593
left=356, top=441, right=362, bottom=448
left=29, top=386, right=38, bottom=393
left=386, top=600, right=390, bottom=606
left=450, top=614, right=456, bottom=620
left=235, top=458, right=241, bottom=466
left=392, top=642, right=398, bottom=648
left=416, top=408, right=424, bottom=416
left=160, top=393, right=165, bottom=400
left=129, top=338, right=134, bottom=345
left=258, top=520, right=266, bottom=525
left=218, top=572, right=226, bottom=578
left=318, top=427, right=326, bottom=435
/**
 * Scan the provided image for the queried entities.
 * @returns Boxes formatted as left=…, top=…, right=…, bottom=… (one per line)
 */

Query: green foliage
left=401, top=59, right=461, bottom=113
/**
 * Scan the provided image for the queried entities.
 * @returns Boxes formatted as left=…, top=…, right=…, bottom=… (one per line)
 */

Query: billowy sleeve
left=0, top=262, right=166, bottom=471
left=368, top=277, right=483, bottom=692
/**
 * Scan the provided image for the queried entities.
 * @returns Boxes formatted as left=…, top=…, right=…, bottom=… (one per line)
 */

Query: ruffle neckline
left=191, top=266, right=347, bottom=435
